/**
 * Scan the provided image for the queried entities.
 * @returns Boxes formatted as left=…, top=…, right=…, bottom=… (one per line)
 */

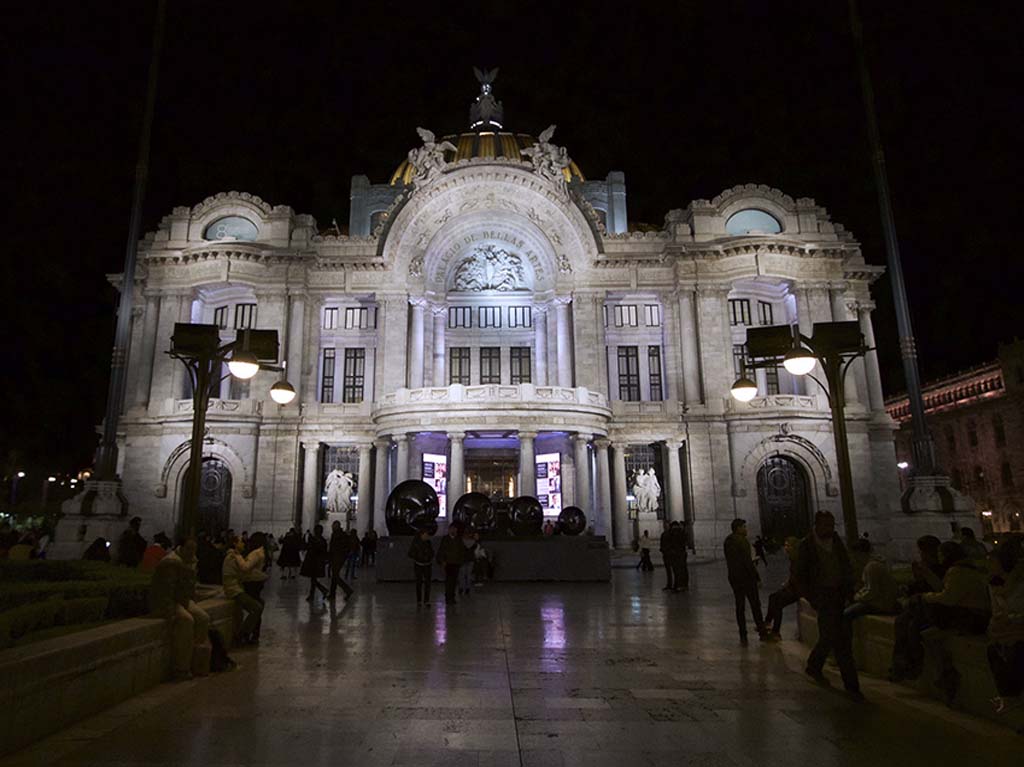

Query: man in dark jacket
left=116, top=516, right=147, bottom=568
left=795, top=510, right=862, bottom=700
left=436, top=523, right=468, bottom=605
left=408, top=530, right=435, bottom=605
left=660, top=522, right=688, bottom=592
left=328, top=521, right=354, bottom=601
left=724, top=518, right=767, bottom=643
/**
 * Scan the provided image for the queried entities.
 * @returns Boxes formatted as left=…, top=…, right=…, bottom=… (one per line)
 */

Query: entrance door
left=756, top=456, right=810, bottom=543
left=183, top=458, right=232, bottom=537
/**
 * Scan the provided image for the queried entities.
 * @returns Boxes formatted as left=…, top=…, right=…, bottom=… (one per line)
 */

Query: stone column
left=519, top=431, right=537, bottom=497
left=148, top=292, right=185, bottom=409
left=357, top=443, right=373, bottom=533
left=858, top=302, right=886, bottom=412
left=301, top=441, right=321, bottom=533
left=829, top=286, right=862, bottom=405
left=286, top=293, right=305, bottom=402
left=664, top=439, right=684, bottom=523
left=373, top=438, right=390, bottom=534
left=554, top=297, right=573, bottom=387
left=533, top=306, right=549, bottom=385
left=611, top=445, right=630, bottom=547
left=695, top=287, right=731, bottom=413
left=432, top=304, right=446, bottom=386
left=795, top=286, right=818, bottom=398
left=253, top=292, right=287, bottom=401
left=133, top=294, right=160, bottom=408
left=448, top=432, right=465, bottom=514
left=573, top=434, right=591, bottom=517
left=660, top=295, right=680, bottom=402
left=594, top=438, right=613, bottom=540
left=408, top=298, right=426, bottom=389
left=395, top=434, right=410, bottom=484
left=562, top=451, right=576, bottom=507
left=679, top=289, right=702, bottom=405
left=378, top=294, right=409, bottom=396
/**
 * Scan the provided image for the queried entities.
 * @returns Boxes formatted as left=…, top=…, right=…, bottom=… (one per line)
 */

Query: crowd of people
left=0, top=520, right=51, bottom=560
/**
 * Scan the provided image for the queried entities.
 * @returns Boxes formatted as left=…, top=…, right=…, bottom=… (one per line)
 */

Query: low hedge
left=0, top=561, right=151, bottom=619
left=0, top=596, right=110, bottom=649
left=0, top=560, right=127, bottom=583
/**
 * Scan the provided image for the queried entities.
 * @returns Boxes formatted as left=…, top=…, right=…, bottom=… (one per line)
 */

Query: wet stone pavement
left=4, top=558, right=1021, bottom=766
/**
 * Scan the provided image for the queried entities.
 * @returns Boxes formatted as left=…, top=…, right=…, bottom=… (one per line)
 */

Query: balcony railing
left=375, top=384, right=608, bottom=410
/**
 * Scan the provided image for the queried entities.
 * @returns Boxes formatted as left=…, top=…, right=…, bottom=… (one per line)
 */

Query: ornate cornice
left=191, top=191, right=273, bottom=217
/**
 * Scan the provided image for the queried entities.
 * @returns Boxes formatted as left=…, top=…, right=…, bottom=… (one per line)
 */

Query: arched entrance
left=756, top=456, right=811, bottom=543
left=182, top=458, right=233, bottom=537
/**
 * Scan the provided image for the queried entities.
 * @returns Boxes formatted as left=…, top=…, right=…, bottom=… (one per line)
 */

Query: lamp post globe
left=270, top=380, right=297, bottom=405
left=730, top=376, right=759, bottom=402
left=227, top=350, right=260, bottom=379
left=782, top=347, right=817, bottom=376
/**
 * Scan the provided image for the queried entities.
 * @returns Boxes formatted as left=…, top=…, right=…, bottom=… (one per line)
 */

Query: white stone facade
left=112, top=134, right=902, bottom=553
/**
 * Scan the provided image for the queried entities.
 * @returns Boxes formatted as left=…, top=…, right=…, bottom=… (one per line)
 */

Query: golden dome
left=389, top=130, right=585, bottom=186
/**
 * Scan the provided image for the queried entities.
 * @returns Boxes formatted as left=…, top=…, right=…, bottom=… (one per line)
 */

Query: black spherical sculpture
left=510, top=495, right=544, bottom=536
left=453, top=492, right=494, bottom=531
left=385, top=480, right=440, bottom=536
left=557, top=506, right=587, bottom=536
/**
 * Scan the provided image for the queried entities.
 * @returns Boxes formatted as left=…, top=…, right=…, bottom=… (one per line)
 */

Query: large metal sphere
left=452, top=492, right=494, bottom=530
left=557, top=506, right=587, bottom=536
left=385, top=480, right=440, bottom=536
left=510, top=495, right=544, bottom=536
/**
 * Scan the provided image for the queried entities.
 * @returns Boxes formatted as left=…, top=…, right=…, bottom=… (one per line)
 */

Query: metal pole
left=824, top=353, right=859, bottom=541
left=181, top=356, right=213, bottom=538
left=848, top=0, right=936, bottom=475
left=95, top=0, right=168, bottom=480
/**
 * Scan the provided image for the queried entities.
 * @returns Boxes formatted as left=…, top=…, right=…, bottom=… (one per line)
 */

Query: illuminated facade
left=111, top=77, right=902, bottom=552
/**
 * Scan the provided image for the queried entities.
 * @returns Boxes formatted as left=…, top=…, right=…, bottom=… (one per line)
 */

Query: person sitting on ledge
left=843, top=538, right=899, bottom=624
left=889, top=541, right=991, bottom=700
left=906, top=535, right=946, bottom=597
left=82, top=536, right=111, bottom=562
left=223, top=535, right=265, bottom=644
left=959, top=527, right=989, bottom=562
left=764, top=536, right=802, bottom=641
left=140, top=532, right=172, bottom=573
left=150, top=537, right=209, bottom=681
left=986, top=538, right=1024, bottom=714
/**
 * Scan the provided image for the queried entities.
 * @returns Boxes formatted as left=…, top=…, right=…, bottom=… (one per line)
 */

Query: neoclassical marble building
left=114, top=78, right=901, bottom=552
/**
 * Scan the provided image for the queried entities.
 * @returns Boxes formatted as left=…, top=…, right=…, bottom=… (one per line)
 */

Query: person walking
left=636, top=530, right=655, bottom=572
left=116, top=516, right=147, bottom=568
left=222, top=536, right=264, bottom=645
left=344, top=529, right=361, bottom=581
left=276, top=528, right=302, bottom=579
left=724, top=519, right=768, bottom=643
left=764, top=536, right=802, bottom=641
left=328, top=521, right=354, bottom=601
left=408, top=529, right=435, bottom=605
left=301, top=524, right=329, bottom=602
left=796, top=511, right=863, bottom=701
left=659, top=524, right=683, bottom=592
left=663, top=522, right=689, bottom=592
left=436, top=523, right=468, bottom=605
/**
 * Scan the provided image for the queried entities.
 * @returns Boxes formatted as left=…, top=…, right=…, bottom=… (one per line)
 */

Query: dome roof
left=390, top=130, right=585, bottom=186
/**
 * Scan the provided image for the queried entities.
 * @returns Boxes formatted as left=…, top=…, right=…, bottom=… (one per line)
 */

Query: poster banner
left=535, top=452, right=562, bottom=516
left=422, top=453, right=448, bottom=515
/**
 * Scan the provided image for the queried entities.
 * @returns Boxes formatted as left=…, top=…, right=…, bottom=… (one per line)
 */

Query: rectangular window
left=644, top=304, right=662, bottom=327
left=765, top=366, right=780, bottom=395
left=234, top=303, right=257, bottom=330
left=323, top=307, right=339, bottom=330
left=729, top=299, right=751, bottom=326
left=480, top=347, right=501, bottom=384
left=732, top=344, right=748, bottom=378
left=648, top=345, right=663, bottom=401
left=449, top=347, right=471, bottom=385
left=213, top=306, right=228, bottom=329
left=510, top=346, right=532, bottom=384
left=617, top=346, right=641, bottom=401
left=342, top=348, right=365, bottom=403
left=448, top=307, right=472, bottom=328
left=321, top=348, right=336, bottom=403
left=509, top=306, right=533, bottom=328
left=757, top=301, right=774, bottom=326
left=479, top=306, right=502, bottom=328
left=614, top=305, right=638, bottom=327
left=344, top=307, right=368, bottom=329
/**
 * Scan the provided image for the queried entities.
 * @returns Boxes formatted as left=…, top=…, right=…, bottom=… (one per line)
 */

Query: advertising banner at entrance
left=535, top=452, right=562, bottom=516
left=422, top=453, right=447, bottom=515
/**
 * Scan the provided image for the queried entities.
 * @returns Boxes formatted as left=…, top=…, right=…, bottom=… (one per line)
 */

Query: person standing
left=753, top=535, right=769, bottom=567
left=408, top=529, right=435, bottom=605
left=796, top=511, right=862, bottom=701
left=458, top=528, right=479, bottom=596
left=665, top=522, right=688, bottom=591
left=222, top=536, right=264, bottom=645
left=116, top=516, right=147, bottom=568
left=724, top=519, right=767, bottom=643
left=328, top=521, right=354, bottom=601
left=436, top=523, right=468, bottom=605
left=636, top=530, right=655, bottom=572
left=344, top=529, right=361, bottom=581
left=659, top=524, right=681, bottom=591
left=276, top=528, right=302, bottom=579
left=301, top=524, right=329, bottom=602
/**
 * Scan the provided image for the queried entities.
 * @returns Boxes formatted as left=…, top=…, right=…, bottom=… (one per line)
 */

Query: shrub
left=0, top=598, right=62, bottom=648
left=57, top=597, right=109, bottom=626
left=0, top=560, right=124, bottom=583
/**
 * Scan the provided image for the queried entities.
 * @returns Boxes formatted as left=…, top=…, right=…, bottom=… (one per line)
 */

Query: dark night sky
left=4, top=1, right=1022, bottom=475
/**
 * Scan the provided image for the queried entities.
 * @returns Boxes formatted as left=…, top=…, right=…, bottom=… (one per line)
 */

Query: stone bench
left=0, top=596, right=236, bottom=758
left=797, top=599, right=1024, bottom=730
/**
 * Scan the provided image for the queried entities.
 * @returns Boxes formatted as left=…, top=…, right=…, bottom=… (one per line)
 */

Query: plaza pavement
left=3, top=557, right=1020, bottom=766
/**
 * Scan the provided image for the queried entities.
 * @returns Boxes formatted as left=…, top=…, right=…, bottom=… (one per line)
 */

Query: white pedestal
left=887, top=475, right=974, bottom=562
left=49, top=481, right=130, bottom=560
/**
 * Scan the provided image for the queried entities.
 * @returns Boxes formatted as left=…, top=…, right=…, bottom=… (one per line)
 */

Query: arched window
left=203, top=216, right=258, bottom=241
left=725, top=209, right=783, bottom=235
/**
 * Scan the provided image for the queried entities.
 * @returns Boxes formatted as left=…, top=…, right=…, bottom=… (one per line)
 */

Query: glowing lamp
left=897, top=461, right=909, bottom=470
left=783, top=347, right=817, bottom=376
left=270, top=380, right=296, bottom=405
left=17, top=471, right=25, bottom=478
left=227, top=350, right=260, bottom=379
left=730, top=377, right=758, bottom=402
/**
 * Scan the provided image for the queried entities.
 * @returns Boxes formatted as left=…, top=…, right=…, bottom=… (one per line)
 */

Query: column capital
left=593, top=437, right=612, bottom=450
left=357, top=442, right=373, bottom=455
left=447, top=431, right=465, bottom=442
left=393, top=433, right=409, bottom=445
left=663, top=438, right=683, bottom=451
left=573, top=433, right=591, bottom=446
left=409, top=296, right=429, bottom=309
left=302, top=439, right=321, bottom=452
left=694, top=283, right=730, bottom=298
left=373, top=437, right=390, bottom=450
left=532, top=303, right=550, bottom=315
left=552, top=295, right=573, bottom=307
left=518, top=430, right=538, bottom=440
left=431, top=302, right=448, bottom=317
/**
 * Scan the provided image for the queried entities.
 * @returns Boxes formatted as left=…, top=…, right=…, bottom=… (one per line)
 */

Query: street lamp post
left=169, top=323, right=295, bottom=538
left=732, top=321, right=868, bottom=542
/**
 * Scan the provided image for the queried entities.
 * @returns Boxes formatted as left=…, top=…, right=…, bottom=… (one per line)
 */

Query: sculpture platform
left=375, top=535, right=612, bottom=582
